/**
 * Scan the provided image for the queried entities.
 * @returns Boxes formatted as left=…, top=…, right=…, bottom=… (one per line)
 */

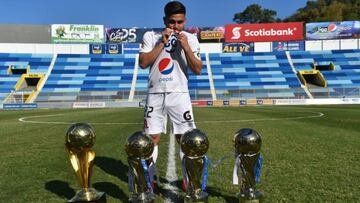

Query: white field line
left=18, top=111, right=325, bottom=125
left=163, top=132, right=179, bottom=203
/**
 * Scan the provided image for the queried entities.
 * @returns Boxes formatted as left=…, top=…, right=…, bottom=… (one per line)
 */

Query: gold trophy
left=65, top=123, right=106, bottom=203
left=125, top=131, right=155, bottom=203
left=180, top=129, right=209, bottom=203
left=233, top=128, right=263, bottom=203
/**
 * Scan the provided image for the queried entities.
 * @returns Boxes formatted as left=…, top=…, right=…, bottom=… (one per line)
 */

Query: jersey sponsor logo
left=158, top=58, right=174, bottom=75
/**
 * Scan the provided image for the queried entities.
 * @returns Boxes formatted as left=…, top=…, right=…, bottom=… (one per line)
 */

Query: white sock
left=180, top=149, right=188, bottom=182
left=149, top=145, right=159, bottom=181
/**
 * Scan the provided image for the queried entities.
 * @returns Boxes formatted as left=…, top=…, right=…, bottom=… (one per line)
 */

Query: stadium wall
left=0, top=43, right=88, bottom=54
left=2, top=98, right=360, bottom=110
left=0, top=24, right=51, bottom=43
left=1, top=39, right=358, bottom=54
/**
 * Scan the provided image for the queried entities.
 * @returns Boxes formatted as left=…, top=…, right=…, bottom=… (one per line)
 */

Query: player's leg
left=144, top=93, right=167, bottom=187
left=165, top=92, right=196, bottom=191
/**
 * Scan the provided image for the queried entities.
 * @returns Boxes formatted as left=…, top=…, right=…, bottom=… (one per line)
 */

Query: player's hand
left=177, top=32, right=190, bottom=50
left=162, top=28, right=173, bottom=44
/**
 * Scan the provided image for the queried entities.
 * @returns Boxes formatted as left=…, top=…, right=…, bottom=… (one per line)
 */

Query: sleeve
left=139, top=31, right=154, bottom=53
left=188, top=34, right=201, bottom=59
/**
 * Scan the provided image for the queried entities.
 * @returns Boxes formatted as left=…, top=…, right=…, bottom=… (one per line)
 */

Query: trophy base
left=129, top=192, right=156, bottom=203
left=184, top=191, right=208, bottom=203
left=68, top=188, right=106, bottom=203
left=237, top=191, right=263, bottom=203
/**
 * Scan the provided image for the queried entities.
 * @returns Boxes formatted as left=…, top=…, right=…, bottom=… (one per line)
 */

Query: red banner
left=225, top=22, right=303, bottom=42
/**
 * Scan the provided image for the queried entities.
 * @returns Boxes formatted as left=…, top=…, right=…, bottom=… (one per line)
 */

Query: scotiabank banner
left=225, top=22, right=303, bottom=42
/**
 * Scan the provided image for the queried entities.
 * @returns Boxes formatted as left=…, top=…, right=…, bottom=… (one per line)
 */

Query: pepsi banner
left=272, top=41, right=304, bottom=51
left=185, top=27, right=225, bottom=42
left=306, top=21, right=360, bottom=40
left=225, top=22, right=303, bottom=42
left=106, top=28, right=162, bottom=43
left=223, top=42, right=254, bottom=53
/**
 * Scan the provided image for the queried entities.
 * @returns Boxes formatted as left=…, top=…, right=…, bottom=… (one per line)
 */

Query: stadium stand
left=36, top=54, right=137, bottom=102
left=1, top=49, right=360, bottom=104
left=208, top=52, right=306, bottom=99
left=0, top=53, right=52, bottom=103
left=290, top=49, right=360, bottom=98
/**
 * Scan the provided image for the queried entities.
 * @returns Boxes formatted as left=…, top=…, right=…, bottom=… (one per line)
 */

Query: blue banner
left=123, top=43, right=141, bottom=54
left=3, top=103, right=37, bottom=109
left=106, top=44, right=122, bottom=54
left=89, top=44, right=105, bottom=54
left=272, top=41, right=304, bottom=51
left=223, top=42, right=254, bottom=53
left=306, top=21, right=360, bottom=40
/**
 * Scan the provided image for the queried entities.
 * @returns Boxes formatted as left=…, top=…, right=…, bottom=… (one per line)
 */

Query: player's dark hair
left=164, top=1, right=186, bottom=17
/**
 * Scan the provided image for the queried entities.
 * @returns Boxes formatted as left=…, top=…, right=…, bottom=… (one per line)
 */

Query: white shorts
left=144, top=92, right=196, bottom=135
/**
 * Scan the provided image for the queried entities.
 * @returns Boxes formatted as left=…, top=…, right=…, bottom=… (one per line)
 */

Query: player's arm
left=177, top=33, right=202, bottom=75
left=139, top=29, right=172, bottom=69
left=139, top=43, right=165, bottom=69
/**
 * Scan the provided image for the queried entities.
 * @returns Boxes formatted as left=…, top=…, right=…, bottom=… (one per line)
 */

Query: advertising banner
left=272, top=41, right=305, bottom=51
left=3, top=103, right=37, bottom=109
left=306, top=21, right=360, bottom=40
left=106, top=28, right=162, bottom=43
left=51, top=24, right=104, bottom=43
left=89, top=44, right=123, bottom=54
left=225, top=22, right=303, bottom=42
left=89, top=44, right=105, bottom=54
left=223, top=42, right=254, bottom=53
left=106, top=44, right=122, bottom=54
left=185, top=26, right=225, bottom=42
left=123, top=43, right=141, bottom=54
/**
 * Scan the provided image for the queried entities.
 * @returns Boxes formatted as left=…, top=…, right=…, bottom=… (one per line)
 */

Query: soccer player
left=139, top=1, right=202, bottom=190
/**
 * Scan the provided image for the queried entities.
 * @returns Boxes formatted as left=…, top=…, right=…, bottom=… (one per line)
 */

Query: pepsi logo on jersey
left=158, top=58, right=174, bottom=75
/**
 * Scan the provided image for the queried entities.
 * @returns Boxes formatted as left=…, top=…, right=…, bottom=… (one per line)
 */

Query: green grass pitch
left=0, top=105, right=359, bottom=202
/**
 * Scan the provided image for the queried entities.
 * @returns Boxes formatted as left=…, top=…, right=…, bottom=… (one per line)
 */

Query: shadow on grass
left=93, top=182, right=128, bottom=202
left=94, top=156, right=128, bottom=183
left=45, top=180, right=75, bottom=199
left=207, top=186, right=238, bottom=203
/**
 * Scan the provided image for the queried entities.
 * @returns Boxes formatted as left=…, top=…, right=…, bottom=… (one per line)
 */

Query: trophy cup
left=125, top=131, right=155, bottom=203
left=180, top=129, right=209, bottom=203
left=233, top=128, right=263, bottom=203
left=65, top=123, right=106, bottom=203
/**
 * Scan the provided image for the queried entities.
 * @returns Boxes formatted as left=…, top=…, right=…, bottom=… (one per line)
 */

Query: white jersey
left=140, top=30, right=200, bottom=93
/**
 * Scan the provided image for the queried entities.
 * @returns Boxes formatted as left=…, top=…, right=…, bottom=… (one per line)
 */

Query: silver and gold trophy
left=180, top=129, right=210, bottom=203
left=125, top=131, right=155, bottom=203
left=65, top=123, right=106, bottom=203
left=233, top=128, right=263, bottom=203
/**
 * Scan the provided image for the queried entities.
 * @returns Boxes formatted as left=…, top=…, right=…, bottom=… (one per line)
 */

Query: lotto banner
left=106, top=44, right=122, bottom=54
left=225, top=22, right=303, bottom=42
left=106, top=28, right=162, bottom=43
left=306, top=21, right=360, bottom=40
left=223, top=42, right=254, bottom=53
left=51, top=24, right=104, bottom=43
left=185, top=26, right=225, bottom=42
left=89, top=44, right=105, bottom=54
